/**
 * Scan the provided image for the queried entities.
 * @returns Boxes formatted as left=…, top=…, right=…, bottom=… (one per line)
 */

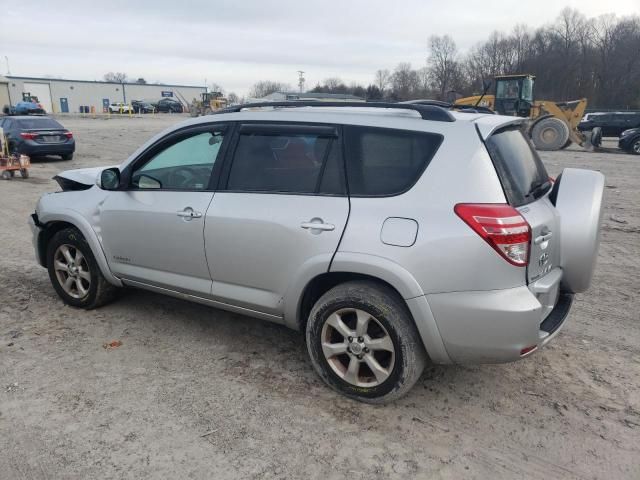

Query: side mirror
left=99, top=167, right=121, bottom=190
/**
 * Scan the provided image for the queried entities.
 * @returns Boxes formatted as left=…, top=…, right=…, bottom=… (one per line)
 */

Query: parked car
left=155, top=98, right=184, bottom=113
left=131, top=100, right=155, bottom=114
left=108, top=102, right=132, bottom=114
left=3, top=100, right=46, bottom=115
left=618, top=128, right=640, bottom=155
left=29, top=102, right=604, bottom=403
left=578, top=111, right=640, bottom=137
left=1, top=115, right=74, bottom=160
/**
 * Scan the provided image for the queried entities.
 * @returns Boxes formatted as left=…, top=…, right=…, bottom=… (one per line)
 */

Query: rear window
left=485, top=126, right=551, bottom=207
left=344, top=126, right=442, bottom=196
left=17, top=118, right=63, bottom=130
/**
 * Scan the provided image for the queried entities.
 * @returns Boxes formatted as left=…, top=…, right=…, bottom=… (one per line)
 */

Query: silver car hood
left=55, top=165, right=116, bottom=186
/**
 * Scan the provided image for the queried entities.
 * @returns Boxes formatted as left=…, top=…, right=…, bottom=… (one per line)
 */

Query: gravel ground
left=1, top=115, right=638, bottom=480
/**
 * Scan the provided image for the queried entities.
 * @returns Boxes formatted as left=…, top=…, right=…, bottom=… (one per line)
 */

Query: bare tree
left=209, top=82, right=224, bottom=95
left=390, top=63, right=421, bottom=100
left=103, top=72, right=128, bottom=83
left=227, top=92, right=240, bottom=105
left=427, top=35, right=459, bottom=99
left=249, top=81, right=290, bottom=98
left=374, top=69, right=391, bottom=92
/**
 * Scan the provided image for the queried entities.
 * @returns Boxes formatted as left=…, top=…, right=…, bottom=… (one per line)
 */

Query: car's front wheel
left=47, top=227, right=117, bottom=309
left=631, top=138, right=640, bottom=155
left=306, top=280, right=426, bottom=403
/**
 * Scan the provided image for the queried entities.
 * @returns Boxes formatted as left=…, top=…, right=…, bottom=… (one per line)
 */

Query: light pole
left=297, top=71, right=305, bottom=93
left=4, top=56, right=10, bottom=75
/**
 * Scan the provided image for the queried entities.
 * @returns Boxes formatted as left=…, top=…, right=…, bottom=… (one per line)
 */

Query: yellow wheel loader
left=189, top=92, right=229, bottom=117
left=455, top=74, right=593, bottom=151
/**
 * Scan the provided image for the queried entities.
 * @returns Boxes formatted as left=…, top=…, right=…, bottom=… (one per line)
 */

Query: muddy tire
left=531, top=117, right=570, bottom=151
left=47, top=227, right=118, bottom=309
left=306, top=280, right=426, bottom=404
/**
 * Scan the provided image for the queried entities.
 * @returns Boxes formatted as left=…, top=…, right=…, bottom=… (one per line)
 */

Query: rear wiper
left=526, top=180, right=552, bottom=199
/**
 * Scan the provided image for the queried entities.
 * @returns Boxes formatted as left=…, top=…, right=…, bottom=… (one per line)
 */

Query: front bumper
left=426, top=268, right=572, bottom=363
left=29, top=213, right=44, bottom=266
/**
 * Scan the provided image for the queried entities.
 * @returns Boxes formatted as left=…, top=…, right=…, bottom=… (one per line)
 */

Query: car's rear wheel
left=61, top=153, right=73, bottom=160
left=47, top=227, right=117, bottom=309
left=306, top=280, right=426, bottom=403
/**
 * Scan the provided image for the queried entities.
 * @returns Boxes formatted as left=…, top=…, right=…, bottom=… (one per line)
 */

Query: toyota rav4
left=29, top=102, right=604, bottom=403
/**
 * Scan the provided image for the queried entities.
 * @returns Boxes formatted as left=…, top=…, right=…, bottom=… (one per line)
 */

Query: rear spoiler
left=474, top=117, right=527, bottom=140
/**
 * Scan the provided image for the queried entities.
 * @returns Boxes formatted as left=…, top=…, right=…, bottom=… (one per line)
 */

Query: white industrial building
left=0, top=75, right=206, bottom=113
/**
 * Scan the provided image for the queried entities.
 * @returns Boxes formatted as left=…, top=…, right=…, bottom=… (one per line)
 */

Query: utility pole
left=297, top=71, right=305, bottom=93
left=4, top=56, right=10, bottom=75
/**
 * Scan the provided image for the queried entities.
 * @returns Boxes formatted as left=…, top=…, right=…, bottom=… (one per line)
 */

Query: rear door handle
left=534, top=231, right=553, bottom=244
left=177, top=207, right=202, bottom=220
left=301, top=221, right=335, bottom=231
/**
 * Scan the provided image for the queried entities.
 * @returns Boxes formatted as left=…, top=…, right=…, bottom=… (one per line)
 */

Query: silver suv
left=29, top=102, right=604, bottom=403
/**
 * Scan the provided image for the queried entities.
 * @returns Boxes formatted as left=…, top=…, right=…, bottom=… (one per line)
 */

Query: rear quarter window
left=485, top=126, right=550, bottom=207
left=344, top=126, right=442, bottom=196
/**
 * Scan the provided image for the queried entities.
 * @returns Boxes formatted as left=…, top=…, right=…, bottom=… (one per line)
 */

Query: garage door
left=0, top=83, right=9, bottom=110
left=24, top=82, right=53, bottom=113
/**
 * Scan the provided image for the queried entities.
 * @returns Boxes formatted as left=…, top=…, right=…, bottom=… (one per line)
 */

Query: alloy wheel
left=53, top=244, right=91, bottom=299
left=321, top=308, right=395, bottom=387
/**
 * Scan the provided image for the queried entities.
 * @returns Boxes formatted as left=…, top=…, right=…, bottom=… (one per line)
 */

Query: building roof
left=5, top=75, right=205, bottom=89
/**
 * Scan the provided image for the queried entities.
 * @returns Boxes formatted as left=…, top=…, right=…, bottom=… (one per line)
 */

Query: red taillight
left=65, top=132, right=73, bottom=139
left=454, top=203, right=531, bottom=267
left=20, top=132, right=37, bottom=140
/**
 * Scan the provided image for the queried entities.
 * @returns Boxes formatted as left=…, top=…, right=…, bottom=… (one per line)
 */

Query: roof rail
left=215, top=101, right=456, bottom=122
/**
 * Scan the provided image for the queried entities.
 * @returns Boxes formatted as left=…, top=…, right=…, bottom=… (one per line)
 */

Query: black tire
left=61, top=153, right=73, bottom=160
left=530, top=117, right=570, bottom=151
left=306, top=280, right=426, bottom=404
left=46, top=227, right=118, bottom=309
left=629, top=138, right=640, bottom=155
left=591, top=127, right=603, bottom=148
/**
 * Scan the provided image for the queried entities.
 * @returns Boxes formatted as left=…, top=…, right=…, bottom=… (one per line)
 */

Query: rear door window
left=485, top=126, right=551, bottom=207
left=343, top=126, right=442, bottom=196
left=226, top=124, right=344, bottom=194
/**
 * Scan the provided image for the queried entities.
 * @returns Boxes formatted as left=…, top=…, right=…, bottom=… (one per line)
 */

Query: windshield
left=496, top=79, right=520, bottom=99
left=485, top=126, right=551, bottom=206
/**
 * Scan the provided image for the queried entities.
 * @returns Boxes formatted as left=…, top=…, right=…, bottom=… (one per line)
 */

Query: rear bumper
left=19, top=140, right=75, bottom=156
left=426, top=268, right=572, bottom=363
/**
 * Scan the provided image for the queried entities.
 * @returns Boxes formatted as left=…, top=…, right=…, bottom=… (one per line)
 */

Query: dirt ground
left=1, top=114, right=638, bottom=480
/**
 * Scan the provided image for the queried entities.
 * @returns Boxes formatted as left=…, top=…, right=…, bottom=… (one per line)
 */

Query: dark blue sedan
left=0, top=116, right=75, bottom=160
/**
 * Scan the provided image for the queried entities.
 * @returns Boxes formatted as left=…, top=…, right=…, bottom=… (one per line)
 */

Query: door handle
left=177, top=207, right=202, bottom=220
left=301, top=221, right=335, bottom=232
left=534, top=231, right=553, bottom=244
